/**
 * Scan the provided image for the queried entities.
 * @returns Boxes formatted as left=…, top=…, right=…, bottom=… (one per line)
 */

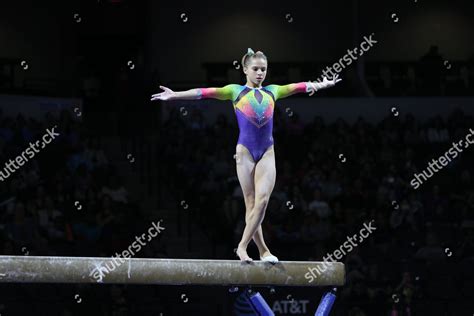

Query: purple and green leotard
left=197, top=83, right=311, bottom=162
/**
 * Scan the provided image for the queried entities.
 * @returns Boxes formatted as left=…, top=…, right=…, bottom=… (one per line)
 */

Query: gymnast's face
left=244, top=57, right=267, bottom=86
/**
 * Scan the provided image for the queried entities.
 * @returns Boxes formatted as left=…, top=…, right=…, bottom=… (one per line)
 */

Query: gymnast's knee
left=254, top=196, right=270, bottom=211
left=244, top=196, right=255, bottom=210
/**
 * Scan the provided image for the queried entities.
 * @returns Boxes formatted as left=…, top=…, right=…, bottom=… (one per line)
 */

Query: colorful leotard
left=197, top=83, right=311, bottom=162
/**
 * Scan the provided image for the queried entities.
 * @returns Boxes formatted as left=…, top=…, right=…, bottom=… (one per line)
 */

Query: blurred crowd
left=160, top=106, right=474, bottom=315
left=0, top=109, right=165, bottom=315
left=1, top=105, right=473, bottom=315
left=368, top=46, right=474, bottom=97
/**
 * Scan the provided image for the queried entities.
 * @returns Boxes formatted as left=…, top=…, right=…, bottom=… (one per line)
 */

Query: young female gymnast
left=151, top=48, right=341, bottom=262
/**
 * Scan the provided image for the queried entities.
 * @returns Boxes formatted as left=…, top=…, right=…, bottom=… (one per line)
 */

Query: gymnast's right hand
left=151, top=85, right=174, bottom=101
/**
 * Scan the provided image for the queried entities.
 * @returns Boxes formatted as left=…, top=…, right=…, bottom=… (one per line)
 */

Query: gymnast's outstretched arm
left=265, top=82, right=312, bottom=100
left=267, top=74, right=342, bottom=100
left=151, top=84, right=238, bottom=101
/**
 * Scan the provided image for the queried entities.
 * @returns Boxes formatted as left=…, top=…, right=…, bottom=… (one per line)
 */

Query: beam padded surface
left=0, top=256, right=344, bottom=286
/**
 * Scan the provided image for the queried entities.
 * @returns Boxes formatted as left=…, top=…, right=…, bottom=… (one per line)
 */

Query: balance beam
left=0, top=256, right=344, bottom=286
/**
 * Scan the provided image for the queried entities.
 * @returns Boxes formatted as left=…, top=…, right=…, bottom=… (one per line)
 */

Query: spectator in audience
left=417, top=45, right=445, bottom=95
left=307, top=188, right=332, bottom=218
left=414, top=232, right=445, bottom=261
left=101, top=175, right=129, bottom=204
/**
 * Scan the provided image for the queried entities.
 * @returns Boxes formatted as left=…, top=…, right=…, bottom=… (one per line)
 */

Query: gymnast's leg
left=236, top=144, right=276, bottom=262
left=235, top=144, right=273, bottom=261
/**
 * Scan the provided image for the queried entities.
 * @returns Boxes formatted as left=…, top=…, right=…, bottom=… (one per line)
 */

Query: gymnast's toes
left=260, top=254, right=279, bottom=264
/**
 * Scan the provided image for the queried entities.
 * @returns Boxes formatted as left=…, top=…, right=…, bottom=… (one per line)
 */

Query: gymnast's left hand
left=308, top=74, right=342, bottom=95
left=151, top=85, right=175, bottom=101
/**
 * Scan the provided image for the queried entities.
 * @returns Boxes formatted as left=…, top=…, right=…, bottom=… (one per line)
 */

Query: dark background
left=0, top=0, right=474, bottom=315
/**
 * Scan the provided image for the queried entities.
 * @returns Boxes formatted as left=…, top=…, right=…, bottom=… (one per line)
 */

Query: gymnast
left=151, top=48, right=341, bottom=262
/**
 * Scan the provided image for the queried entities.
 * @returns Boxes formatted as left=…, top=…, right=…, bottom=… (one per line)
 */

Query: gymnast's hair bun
left=241, top=48, right=267, bottom=69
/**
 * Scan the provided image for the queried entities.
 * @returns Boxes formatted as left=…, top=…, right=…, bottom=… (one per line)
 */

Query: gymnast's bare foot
left=236, top=245, right=253, bottom=262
